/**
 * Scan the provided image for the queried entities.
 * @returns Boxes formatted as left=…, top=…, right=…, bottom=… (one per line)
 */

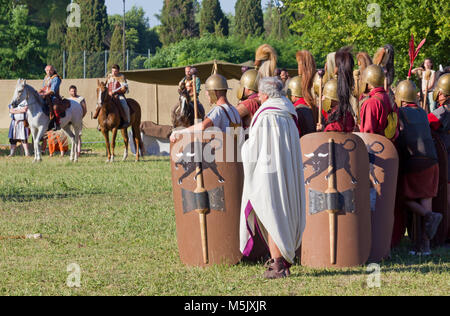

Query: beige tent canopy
left=123, top=60, right=298, bottom=86
left=123, top=60, right=251, bottom=86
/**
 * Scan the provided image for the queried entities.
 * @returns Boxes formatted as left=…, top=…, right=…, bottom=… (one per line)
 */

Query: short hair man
left=68, top=85, right=87, bottom=155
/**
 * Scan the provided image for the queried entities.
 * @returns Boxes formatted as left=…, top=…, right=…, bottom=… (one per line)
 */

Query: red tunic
left=428, top=105, right=445, bottom=131
left=324, top=109, right=355, bottom=132
left=360, top=87, right=398, bottom=139
left=293, top=98, right=307, bottom=107
left=240, top=93, right=260, bottom=129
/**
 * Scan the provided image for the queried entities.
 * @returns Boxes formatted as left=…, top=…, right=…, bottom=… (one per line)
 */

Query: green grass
left=0, top=129, right=449, bottom=296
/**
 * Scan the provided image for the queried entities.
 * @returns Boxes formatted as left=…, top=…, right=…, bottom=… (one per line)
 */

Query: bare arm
left=9, top=107, right=28, bottom=114
left=170, top=118, right=214, bottom=143
left=236, top=103, right=250, bottom=119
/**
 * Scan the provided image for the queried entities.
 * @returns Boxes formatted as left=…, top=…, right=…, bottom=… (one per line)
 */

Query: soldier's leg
left=420, top=198, right=443, bottom=240
left=119, top=96, right=130, bottom=125
left=8, top=140, right=17, bottom=157
left=93, top=105, right=101, bottom=119
left=113, top=97, right=126, bottom=124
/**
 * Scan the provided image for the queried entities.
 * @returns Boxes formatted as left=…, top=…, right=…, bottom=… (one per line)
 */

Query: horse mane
left=25, top=84, right=44, bottom=106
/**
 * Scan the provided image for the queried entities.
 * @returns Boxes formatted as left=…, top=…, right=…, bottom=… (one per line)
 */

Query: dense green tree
left=16, top=0, right=70, bottom=27
left=0, top=2, right=46, bottom=79
left=264, top=0, right=290, bottom=39
left=144, top=34, right=299, bottom=69
left=108, top=5, right=161, bottom=54
left=234, top=0, right=264, bottom=38
left=47, top=21, right=67, bottom=73
left=159, top=0, right=199, bottom=46
left=65, top=0, right=109, bottom=78
left=107, top=25, right=124, bottom=71
left=284, top=0, right=449, bottom=82
left=200, top=0, right=229, bottom=36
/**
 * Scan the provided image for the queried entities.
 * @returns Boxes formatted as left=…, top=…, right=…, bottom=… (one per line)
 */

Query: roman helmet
left=322, top=79, right=338, bottom=113
left=433, top=73, right=450, bottom=101
left=205, top=73, right=229, bottom=104
left=359, top=64, right=385, bottom=95
left=313, top=72, right=328, bottom=97
left=395, top=80, right=418, bottom=107
left=287, top=76, right=303, bottom=99
left=237, top=69, right=259, bottom=101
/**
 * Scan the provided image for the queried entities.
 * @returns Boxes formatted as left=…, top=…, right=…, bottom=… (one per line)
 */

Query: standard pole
left=83, top=50, right=86, bottom=79
left=63, top=50, right=66, bottom=79
left=104, top=50, right=108, bottom=77
left=122, top=0, right=126, bottom=69
left=127, top=50, right=129, bottom=71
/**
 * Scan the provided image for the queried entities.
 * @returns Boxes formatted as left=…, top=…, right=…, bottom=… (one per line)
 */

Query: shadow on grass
left=238, top=237, right=449, bottom=278
left=0, top=190, right=106, bottom=203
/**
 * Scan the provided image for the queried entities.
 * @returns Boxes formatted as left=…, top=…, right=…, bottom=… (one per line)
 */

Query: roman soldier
left=170, top=73, right=241, bottom=142
left=235, top=69, right=261, bottom=130
left=94, top=64, right=130, bottom=128
left=428, top=73, right=450, bottom=211
left=286, top=76, right=315, bottom=137
left=354, top=52, right=373, bottom=108
left=319, top=79, right=355, bottom=133
left=38, top=65, right=62, bottom=130
left=396, top=79, right=442, bottom=254
left=359, top=64, right=399, bottom=141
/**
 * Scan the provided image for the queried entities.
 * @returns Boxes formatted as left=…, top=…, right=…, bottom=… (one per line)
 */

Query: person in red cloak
left=359, top=64, right=399, bottom=141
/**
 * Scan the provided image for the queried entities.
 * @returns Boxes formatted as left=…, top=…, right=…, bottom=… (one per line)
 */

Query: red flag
left=408, top=34, right=426, bottom=78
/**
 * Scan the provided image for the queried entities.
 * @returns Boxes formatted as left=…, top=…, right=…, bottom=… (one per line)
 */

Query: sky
left=105, top=0, right=239, bottom=28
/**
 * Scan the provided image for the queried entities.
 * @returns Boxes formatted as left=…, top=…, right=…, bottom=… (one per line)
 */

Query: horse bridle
left=98, top=88, right=107, bottom=107
left=12, top=85, right=30, bottom=108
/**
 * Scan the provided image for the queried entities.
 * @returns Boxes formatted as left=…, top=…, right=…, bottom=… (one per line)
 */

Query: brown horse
left=96, top=81, right=144, bottom=162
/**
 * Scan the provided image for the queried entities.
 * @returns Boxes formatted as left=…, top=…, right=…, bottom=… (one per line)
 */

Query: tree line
left=0, top=0, right=447, bottom=82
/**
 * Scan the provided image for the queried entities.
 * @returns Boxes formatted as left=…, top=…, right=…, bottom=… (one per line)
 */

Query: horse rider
left=94, top=64, right=130, bottom=128
left=38, top=65, right=62, bottom=130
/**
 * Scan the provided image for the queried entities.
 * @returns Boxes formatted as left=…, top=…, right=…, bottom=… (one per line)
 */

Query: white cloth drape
left=240, top=97, right=307, bottom=264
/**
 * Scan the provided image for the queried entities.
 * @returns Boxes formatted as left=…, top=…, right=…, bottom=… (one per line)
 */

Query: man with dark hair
left=68, top=85, right=87, bottom=155
left=94, top=64, right=130, bottom=128
left=280, top=69, right=290, bottom=86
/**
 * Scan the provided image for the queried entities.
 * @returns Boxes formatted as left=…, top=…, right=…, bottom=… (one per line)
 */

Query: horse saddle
left=44, top=95, right=70, bottom=118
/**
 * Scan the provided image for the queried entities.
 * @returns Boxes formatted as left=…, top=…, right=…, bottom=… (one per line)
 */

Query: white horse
left=10, top=79, right=83, bottom=163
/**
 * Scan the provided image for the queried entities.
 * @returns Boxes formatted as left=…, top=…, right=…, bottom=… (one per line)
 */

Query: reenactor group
left=170, top=40, right=450, bottom=280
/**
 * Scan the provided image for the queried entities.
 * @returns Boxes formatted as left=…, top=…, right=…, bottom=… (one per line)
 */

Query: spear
left=317, top=69, right=325, bottom=130
left=192, top=74, right=209, bottom=264
left=326, top=139, right=339, bottom=264
left=423, top=70, right=431, bottom=113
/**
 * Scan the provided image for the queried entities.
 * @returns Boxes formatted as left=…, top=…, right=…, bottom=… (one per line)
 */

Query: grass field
left=0, top=129, right=448, bottom=296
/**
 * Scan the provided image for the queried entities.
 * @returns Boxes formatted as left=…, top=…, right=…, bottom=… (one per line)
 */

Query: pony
left=96, top=81, right=144, bottom=162
left=9, top=79, right=83, bottom=163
